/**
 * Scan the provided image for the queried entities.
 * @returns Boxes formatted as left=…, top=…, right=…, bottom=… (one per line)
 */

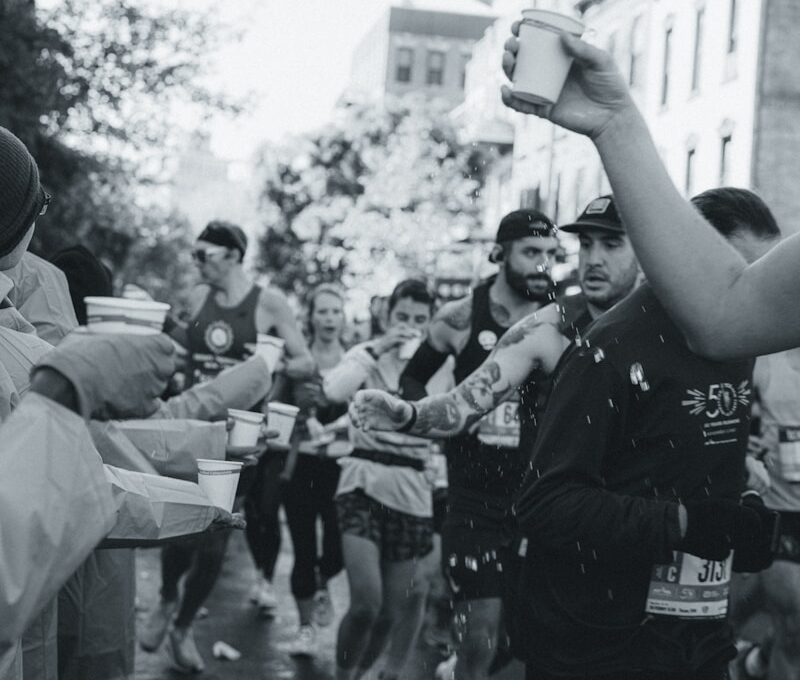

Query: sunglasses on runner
left=192, top=246, right=229, bottom=263
left=40, top=192, right=51, bottom=216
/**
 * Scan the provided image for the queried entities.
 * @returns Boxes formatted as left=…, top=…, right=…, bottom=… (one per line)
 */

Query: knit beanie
left=0, top=127, right=45, bottom=257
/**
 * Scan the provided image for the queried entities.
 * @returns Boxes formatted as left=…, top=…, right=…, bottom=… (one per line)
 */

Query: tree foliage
left=0, top=0, right=235, bottom=305
left=255, top=95, right=492, bottom=299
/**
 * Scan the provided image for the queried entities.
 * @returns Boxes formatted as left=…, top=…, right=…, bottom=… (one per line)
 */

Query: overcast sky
left=177, top=0, right=394, bottom=159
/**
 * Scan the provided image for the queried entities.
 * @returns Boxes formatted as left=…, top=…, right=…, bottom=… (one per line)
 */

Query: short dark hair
left=387, top=279, right=435, bottom=314
left=691, top=187, right=780, bottom=240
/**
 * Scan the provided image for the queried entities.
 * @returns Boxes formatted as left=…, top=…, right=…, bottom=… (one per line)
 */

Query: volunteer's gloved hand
left=680, top=494, right=778, bottom=571
left=350, top=389, right=413, bottom=432
left=32, top=332, right=176, bottom=419
left=209, top=510, right=246, bottom=532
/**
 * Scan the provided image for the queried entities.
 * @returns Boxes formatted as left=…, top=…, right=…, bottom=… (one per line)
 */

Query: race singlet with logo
left=645, top=551, right=733, bottom=619
left=778, top=425, right=800, bottom=482
left=186, top=286, right=261, bottom=386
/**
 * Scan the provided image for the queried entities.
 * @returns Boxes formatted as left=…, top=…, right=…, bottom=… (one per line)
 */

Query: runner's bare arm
left=258, top=290, right=315, bottom=379
left=186, top=284, right=210, bottom=319
left=399, top=295, right=472, bottom=399
left=352, top=316, right=567, bottom=438
left=502, top=28, right=800, bottom=359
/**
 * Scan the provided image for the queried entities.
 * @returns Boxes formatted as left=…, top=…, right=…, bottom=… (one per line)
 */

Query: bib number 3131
left=645, top=551, right=732, bottom=619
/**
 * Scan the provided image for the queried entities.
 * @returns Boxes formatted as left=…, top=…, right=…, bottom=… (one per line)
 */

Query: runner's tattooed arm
left=352, top=310, right=569, bottom=438
left=425, top=295, right=473, bottom=354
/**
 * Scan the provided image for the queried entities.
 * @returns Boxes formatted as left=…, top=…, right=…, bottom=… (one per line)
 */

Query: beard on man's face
left=504, top=264, right=554, bottom=303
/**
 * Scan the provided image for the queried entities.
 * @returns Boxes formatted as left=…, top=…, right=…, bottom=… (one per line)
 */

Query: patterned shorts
left=336, top=490, right=433, bottom=562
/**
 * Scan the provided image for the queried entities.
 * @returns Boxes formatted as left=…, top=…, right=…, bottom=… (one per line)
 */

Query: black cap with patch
left=560, top=195, right=625, bottom=234
left=490, top=209, right=557, bottom=262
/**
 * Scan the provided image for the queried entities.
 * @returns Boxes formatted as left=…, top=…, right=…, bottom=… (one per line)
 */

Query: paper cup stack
left=196, top=459, right=243, bottom=512
left=84, top=296, right=170, bottom=335
left=255, top=334, right=285, bottom=373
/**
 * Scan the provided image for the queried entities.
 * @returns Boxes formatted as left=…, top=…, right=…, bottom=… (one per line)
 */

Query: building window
left=520, top=186, right=541, bottom=210
left=727, top=0, right=738, bottom=53
left=720, top=134, right=732, bottom=184
left=426, top=50, right=445, bottom=86
left=395, top=47, right=413, bottom=83
left=460, top=53, right=471, bottom=89
left=685, top=146, right=696, bottom=195
left=661, top=23, right=673, bottom=106
left=629, top=16, right=644, bottom=88
left=574, top=168, right=585, bottom=217
left=692, top=7, right=705, bottom=92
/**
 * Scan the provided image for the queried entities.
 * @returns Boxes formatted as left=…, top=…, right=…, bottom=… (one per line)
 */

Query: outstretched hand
left=501, top=22, right=633, bottom=140
left=350, top=390, right=413, bottom=433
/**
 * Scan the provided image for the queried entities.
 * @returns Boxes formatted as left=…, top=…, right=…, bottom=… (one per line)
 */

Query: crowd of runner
left=2, top=20, right=800, bottom=680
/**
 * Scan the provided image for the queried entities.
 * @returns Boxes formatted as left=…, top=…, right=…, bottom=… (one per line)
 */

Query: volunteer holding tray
left=140, top=220, right=314, bottom=673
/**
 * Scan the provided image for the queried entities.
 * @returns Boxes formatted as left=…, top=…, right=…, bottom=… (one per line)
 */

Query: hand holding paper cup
left=197, top=459, right=243, bottom=512
left=398, top=329, right=423, bottom=360
left=267, top=402, right=300, bottom=447
left=227, top=408, right=264, bottom=448
left=255, top=334, right=285, bottom=373
left=511, top=9, right=585, bottom=106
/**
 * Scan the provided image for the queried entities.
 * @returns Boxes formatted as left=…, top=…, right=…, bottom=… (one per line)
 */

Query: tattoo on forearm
left=495, top=316, right=552, bottom=350
left=436, top=299, right=472, bottom=331
left=490, top=299, right=511, bottom=326
left=414, top=396, right=462, bottom=435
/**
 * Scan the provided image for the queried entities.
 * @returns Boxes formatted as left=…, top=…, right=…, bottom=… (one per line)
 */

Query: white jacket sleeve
left=155, top=356, right=272, bottom=421
left=0, top=394, right=116, bottom=646
left=323, top=346, right=375, bottom=403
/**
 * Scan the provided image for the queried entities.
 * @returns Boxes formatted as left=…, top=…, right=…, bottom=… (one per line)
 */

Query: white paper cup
left=267, top=402, right=300, bottom=447
left=512, top=9, right=585, bottom=106
left=197, top=458, right=243, bottom=512
left=255, top=334, right=285, bottom=372
left=398, top=333, right=422, bottom=360
left=227, top=408, right=264, bottom=448
left=84, top=296, right=170, bottom=335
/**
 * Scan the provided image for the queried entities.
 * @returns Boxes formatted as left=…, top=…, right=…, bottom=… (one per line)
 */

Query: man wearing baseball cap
left=560, top=194, right=642, bottom=327
left=398, top=209, right=559, bottom=680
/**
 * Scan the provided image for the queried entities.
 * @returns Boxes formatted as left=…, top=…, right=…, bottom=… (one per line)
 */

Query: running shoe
left=138, top=599, right=177, bottom=652
left=249, top=577, right=278, bottom=614
left=288, top=625, right=317, bottom=658
left=312, top=588, right=334, bottom=627
left=435, top=652, right=457, bottom=680
left=731, top=642, right=768, bottom=680
left=167, top=625, right=205, bottom=674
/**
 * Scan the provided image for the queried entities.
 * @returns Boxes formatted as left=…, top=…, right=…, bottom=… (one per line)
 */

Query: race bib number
left=477, top=401, right=520, bottom=448
left=645, top=552, right=732, bottom=619
left=778, top=426, right=800, bottom=482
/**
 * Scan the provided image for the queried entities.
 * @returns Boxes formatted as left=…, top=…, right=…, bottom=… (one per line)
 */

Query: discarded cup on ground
left=197, top=459, right=243, bottom=512
left=511, top=9, right=585, bottom=106
left=212, top=641, right=241, bottom=661
left=398, top=330, right=423, bottom=360
left=267, top=402, right=300, bottom=447
left=227, top=408, right=264, bottom=448
left=84, top=296, right=170, bottom=335
left=255, top=334, right=285, bottom=372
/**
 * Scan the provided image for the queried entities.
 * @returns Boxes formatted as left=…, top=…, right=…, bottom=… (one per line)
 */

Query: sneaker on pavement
left=288, top=625, right=317, bottom=658
left=167, top=626, right=205, bottom=674
left=435, top=653, right=457, bottom=680
left=313, top=588, right=334, bottom=627
left=139, top=600, right=177, bottom=652
left=253, top=578, right=278, bottom=615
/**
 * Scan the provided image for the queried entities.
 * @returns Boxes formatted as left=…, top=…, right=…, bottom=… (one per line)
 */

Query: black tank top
left=186, top=285, right=261, bottom=386
left=446, top=279, right=549, bottom=511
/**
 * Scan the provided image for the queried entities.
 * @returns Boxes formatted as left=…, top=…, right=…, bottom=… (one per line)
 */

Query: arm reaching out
left=351, top=313, right=567, bottom=438
left=259, top=290, right=315, bottom=379
left=502, top=25, right=800, bottom=359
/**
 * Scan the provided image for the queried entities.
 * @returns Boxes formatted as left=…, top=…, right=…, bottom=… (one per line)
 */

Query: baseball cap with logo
left=560, top=195, right=625, bottom=234
left=489, top=209, right=557, bottom=263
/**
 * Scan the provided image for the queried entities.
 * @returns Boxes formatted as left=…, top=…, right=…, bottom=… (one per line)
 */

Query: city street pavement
left=134, top=523, right=522, bottom=680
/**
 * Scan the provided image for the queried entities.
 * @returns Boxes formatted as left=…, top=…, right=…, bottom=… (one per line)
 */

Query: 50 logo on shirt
left=682, top=381, right=751, bottom=418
